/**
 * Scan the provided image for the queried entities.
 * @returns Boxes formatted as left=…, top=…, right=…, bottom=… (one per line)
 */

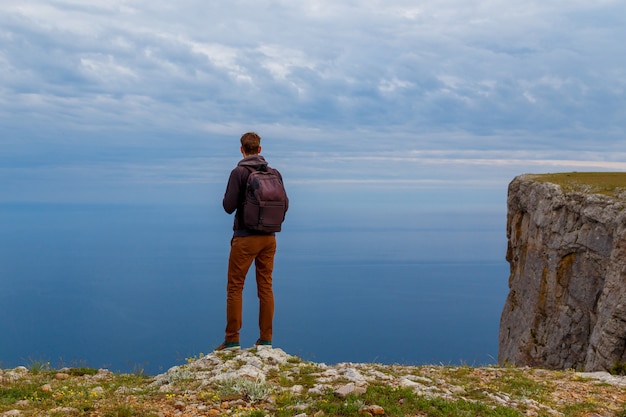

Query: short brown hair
left=240, top=132, right=261, bottom=155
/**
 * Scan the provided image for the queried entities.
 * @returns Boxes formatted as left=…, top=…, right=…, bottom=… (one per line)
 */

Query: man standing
left=217, top=132, right=288, bottom=351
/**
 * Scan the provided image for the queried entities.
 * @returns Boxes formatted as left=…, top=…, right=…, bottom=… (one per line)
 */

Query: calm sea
left=0, top=202, right=509, bottom=374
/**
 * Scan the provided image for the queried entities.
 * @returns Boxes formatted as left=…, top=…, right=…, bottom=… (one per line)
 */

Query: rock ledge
left=499, top=174, right=626, bottom=371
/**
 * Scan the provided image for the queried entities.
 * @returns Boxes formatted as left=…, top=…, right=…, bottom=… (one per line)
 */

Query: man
left=217, top=132, right=288, bottom=351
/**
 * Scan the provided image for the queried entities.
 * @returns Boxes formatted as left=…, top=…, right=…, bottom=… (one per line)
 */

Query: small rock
left=208, top=409, right=221, bottom=417
left=2, top=411, right=22, bottom=417
left=365, top=369, right=393, bottom=381
left=334, top=383, right=366, bottom=398
left=255, top=347, right=292, bottom=365
left=308, top=386, right=325, bottom=396
left=90, top=386, right=105, bottom=397
left=54, top=373, right=70, bottom=380
left=334, top=383, right=355, bottom=398
left=229, top=399, right=247, bottom=408
left=322, top=369, right=339, bottom=378
left=290, top=384, right=304, bottom=394
left=115, top=386, right=132, bottom=395
left=343, top=367, right=366, bottom=383
left=371, top=405, right=385, bottom=415
left=294, top=413, right=307, bottom=417
left=213, top=364, right=265, bottom=382
left=173, top=401, right=186, bottom=411
left=40, top=384, right=53, bottom=393
left=360, top=405, right=385, bottom=415
left=220, top=401, right=229, bottom=409
left=448, top=385, right=465, bottom=394
left=405, top=375, right=432, bottom=384
left=158, top=384, right=173, bottom=393
left=247, top=356, right=264, bottom=369
left=50, top=407, right=79, bottom=415
left=93, top=369, right=113, bottom=380
left=399, top=378, right=422, bottom=389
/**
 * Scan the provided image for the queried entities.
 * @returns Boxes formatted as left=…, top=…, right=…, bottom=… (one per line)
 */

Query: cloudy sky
left=2, top=0, right=626, bottom=206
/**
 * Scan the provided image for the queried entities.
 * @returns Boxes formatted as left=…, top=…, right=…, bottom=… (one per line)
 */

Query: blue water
left=0, top=203, right=509, bottom=374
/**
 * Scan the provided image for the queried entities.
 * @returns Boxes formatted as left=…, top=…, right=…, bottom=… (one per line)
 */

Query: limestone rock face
left=499, top=175, right=626, bottom=371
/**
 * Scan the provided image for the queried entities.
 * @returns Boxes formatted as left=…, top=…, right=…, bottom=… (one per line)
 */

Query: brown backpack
left=242, top=166, right=288, bottom=232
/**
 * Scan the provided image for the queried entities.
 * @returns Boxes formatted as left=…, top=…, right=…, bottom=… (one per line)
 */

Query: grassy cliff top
left=2, top=350, right=626, bottom=417
left=525, top=172, right=626, bottom=197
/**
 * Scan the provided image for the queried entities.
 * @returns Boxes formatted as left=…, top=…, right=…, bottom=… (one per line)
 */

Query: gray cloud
left=1, top=0, right=625, bottom=202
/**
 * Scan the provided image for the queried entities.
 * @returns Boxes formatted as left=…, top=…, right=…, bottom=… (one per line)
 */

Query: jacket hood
left=237, top=155, right=268, bottom=169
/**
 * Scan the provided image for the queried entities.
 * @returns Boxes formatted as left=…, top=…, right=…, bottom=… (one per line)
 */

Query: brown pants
left=225, top=235, right=277, bottom=343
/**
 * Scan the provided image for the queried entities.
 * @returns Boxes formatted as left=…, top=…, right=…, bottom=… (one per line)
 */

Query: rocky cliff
left=499, top=173, right=626, bottom=371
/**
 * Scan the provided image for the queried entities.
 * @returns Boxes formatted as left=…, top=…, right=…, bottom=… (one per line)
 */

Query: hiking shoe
left=255, top=339, right=272, bottom=349
left=215, top=341, right=241, bottom=352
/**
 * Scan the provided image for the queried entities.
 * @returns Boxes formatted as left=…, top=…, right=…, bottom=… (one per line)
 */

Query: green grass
left=0, top=366, right=155, bottom=416
left=440, top=366, right=482, bottom=387
left=526, top=172, right=626, bottom=197
left=561, top=400, right=604, bottom=417
left=609, top=361, right=626, bottom=376
left=102, top=402, right=155, bottom=417
left=295, top=363, right=322, bottom=388
left=491, top=368, right=550, bottom=400
left=68, top=367, right=98, bottom=377
left=302, top=384, right=523, bottom=417
left=26, top=358, right=51, bottom=375
left=0, top=383, right=53, bottom=405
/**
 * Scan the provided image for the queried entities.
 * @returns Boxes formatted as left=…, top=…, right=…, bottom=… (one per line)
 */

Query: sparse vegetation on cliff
left=2, top=348, right=626, bottom=417
left=525, top=172, right=626, bottom=197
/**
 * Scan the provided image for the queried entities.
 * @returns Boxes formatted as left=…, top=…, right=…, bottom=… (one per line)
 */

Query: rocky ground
left=2, top=347, right=626, bottom=416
